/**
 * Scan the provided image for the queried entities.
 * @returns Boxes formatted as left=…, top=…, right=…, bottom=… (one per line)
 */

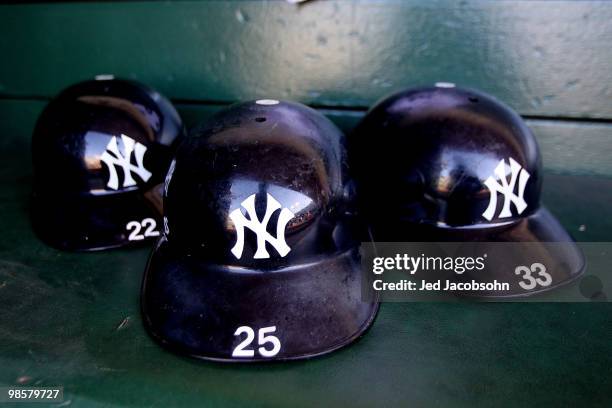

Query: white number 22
left=232, top=326, right=281, bottom=358
left=126, top=218, right=160, bottom=241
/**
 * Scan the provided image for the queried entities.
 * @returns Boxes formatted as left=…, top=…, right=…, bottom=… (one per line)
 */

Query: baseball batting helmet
left=141, top=99, right=378, bottom=361
left=31, top=77, right=185, bottom=250
left=349, top=84, right=584, bottom=297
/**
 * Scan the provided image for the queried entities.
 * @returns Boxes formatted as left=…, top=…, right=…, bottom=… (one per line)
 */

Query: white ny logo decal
left=100, top=134, right=152, bottom=190
left=482, top=157, right=530, bottom=221
left=229, top=193, right=294, bottom=259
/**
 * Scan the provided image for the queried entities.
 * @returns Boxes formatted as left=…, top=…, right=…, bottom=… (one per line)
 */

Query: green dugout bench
left=0, top=1, right=610, bottom=407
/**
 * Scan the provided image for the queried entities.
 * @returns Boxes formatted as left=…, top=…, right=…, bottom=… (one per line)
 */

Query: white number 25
left=232, top=326, right=281, bottom=358
left=126, top=218, right=160, bottom=241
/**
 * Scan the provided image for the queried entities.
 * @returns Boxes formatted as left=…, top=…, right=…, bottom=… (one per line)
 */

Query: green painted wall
left=1, top=1, right=611, bottom=118
left=1, top=0, right=610, bottom=176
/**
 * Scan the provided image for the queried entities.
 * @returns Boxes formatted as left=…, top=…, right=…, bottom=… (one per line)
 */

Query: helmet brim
left=141, top=239, right=379, bottom=362
left=371, top=207, right=585, bottom=298
left=480, top=207, right=585, bottom=298
left=31, top=189, right=162, bottom=251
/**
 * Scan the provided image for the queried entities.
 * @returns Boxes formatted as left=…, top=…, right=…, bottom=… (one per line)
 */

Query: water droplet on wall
left=235, top=9, right=248, bottom=23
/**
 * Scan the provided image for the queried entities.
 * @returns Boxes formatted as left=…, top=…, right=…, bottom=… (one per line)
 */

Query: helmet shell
left=350, top=85, right=542, bottom=231
left=164, top=100, right=350, bottom=267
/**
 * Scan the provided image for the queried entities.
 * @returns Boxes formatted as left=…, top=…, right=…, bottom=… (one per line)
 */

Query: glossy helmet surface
left=31, top=77, right=185, bottom=250
left=142, top=100, right=378, bottom=361
left=349, top=84, right=584, bottom=296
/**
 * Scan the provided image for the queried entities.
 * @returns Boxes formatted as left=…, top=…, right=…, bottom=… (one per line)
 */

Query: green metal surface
left=1, top=1, right=612, bottom=119
left=0, top=160, right=611, bottom=407
left=0, top=99, right=611, bottom=407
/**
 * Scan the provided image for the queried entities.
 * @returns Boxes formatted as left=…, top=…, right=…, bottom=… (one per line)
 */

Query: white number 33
left=514, top=262, right=552, bottom=290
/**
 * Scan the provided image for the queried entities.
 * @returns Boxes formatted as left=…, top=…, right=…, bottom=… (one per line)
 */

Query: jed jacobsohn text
left=373, top=279, right=510, bottom=292
left=371, top=253, right=511, bottom=293
left=372, top=254, right=487, bottom=275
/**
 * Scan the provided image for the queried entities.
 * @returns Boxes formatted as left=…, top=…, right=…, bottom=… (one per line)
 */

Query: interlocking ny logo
left=229, top=193, right=295, bottom=260
left=482, top=157, right=530, bottom=221
left=100, top=134, right=152, bottom=190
